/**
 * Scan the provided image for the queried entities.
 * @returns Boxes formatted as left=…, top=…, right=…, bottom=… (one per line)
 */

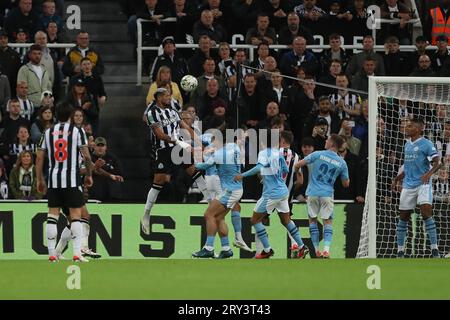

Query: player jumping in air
left=391, top=118, right=442, bottom=258
left=235, top=131, right=308, bottom=259
left=295, top=134, right=350, bottom=259
left=192, top=129, right=243, bottom=259
left=141, top=88, right=208, bottom=235
left=201, top=118, right=251, bottom=252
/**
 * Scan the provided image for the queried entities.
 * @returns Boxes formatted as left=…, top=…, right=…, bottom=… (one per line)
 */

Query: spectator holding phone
left=338, top=118, right=361, bottom=156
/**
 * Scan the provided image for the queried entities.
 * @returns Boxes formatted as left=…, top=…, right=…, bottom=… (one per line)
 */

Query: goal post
left=357, top=76, right=450, bottom=258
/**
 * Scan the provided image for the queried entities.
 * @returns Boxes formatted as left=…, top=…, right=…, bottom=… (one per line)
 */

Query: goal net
left=357, top=77, right=450, bottom=258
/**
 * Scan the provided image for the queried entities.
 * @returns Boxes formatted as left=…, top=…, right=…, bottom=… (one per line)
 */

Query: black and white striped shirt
left=329, top=92, right=361, bottom=120
left=38, top=122, right=87, bottom=189
left=7, top=98, right=35, bottom=121
left=281, top=147, right=300, bottom=202
left=145, top=102, right=181, bottom=150
left=9, top=142, right=37, bottom=157
left=14, top=47, right=28, bottom=64
left=19, top=98, right=35, bottom=121
left=224, top=63, right=251, bottom=101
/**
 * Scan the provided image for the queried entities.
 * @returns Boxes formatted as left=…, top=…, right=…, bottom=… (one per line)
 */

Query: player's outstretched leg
left=192, top=200, right=224, bottom=258
left=141, top=181, right=164, bottom=235
left=421, top=204, right=439, bottom=258
left=279, top=212, right=309, bottom=259
left=231, top=203, right=252, bottom=252
left=47, top=210, right=60, bottom=262
left=188, top=167, right=208, bottom=200
left=55, top=225, right=71, bottom=260
left=252, top=212, right=274, bottom=259
left=396, top=212, right=410, bottom=258
left=70, top=208, right=89, bottom=263
left=80, top=206, right=101, bottom=259
left=255, top=234, right=263, bottom=255
left=309, top=218, right=321, bottom=258
left=287, top=232, right=299, bottom=258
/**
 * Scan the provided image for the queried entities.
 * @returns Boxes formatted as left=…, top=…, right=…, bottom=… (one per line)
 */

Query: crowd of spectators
left=0, top=0, right=123, bottom=201
left=132, top=0, right=450, bottom=202
left=1, top=0, right=449, bottom=203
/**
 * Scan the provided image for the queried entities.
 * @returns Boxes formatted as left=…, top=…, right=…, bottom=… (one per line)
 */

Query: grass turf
left=1, top=259, right=449, bottom=300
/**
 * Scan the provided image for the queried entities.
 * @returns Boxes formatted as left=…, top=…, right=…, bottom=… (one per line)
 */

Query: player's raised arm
left=151, top=125, right=190, bottom=150
left=194, top=152, right=216, bottom=171
left=235, top=163, right=263, bottom=181
left=294, top=159, right=308, bottom=172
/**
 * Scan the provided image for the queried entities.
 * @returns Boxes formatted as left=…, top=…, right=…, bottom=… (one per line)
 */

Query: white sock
left=288, top=232, right=297, bottom=246
left=71, top=220, right=82, bottom=257
left=144, top=184, right=163, bottom=216
left=81, top=219, right=90, bottom=250
left=398, top=245, right=405, bottom=252
left=204, top=245, right=214, bottom=251
left=46, top=214, right=59, bottom=257
left=55, top=226, right=72, bottom=255
left=235, top=231, right=243, bottom=242
left=255, top=234, right=263, bottom=254
left=323, top=245, right=330, bottom=252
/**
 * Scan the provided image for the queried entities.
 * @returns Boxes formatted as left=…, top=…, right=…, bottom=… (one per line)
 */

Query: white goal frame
left=365, top=76, right=450, bottom=258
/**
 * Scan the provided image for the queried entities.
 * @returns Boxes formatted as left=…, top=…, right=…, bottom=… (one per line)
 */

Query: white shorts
left=307, top=196, right=334, bottom=220
left=254, top=196, right=290, bottom=214
left=217, top=189, right=243, bottom=209
left=399, top=184, right=433, bottom=211
left=205, top=175, right=222, bottom=202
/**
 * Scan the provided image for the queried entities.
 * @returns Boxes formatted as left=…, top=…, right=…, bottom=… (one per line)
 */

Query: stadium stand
left=0, top=0, right=449, bottom=204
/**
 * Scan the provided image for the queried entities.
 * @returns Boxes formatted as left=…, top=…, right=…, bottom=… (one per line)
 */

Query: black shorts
left=152, top=147, right=194, bottom=174
left=153, top=147, right=175, bottom=174
left=47, top=187, right=84, bottom=209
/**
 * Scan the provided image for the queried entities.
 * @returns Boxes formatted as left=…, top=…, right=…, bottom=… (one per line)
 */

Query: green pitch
left=1, top=259, right=449, bottom=300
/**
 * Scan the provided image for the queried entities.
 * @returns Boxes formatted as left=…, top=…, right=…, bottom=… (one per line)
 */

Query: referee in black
left=36, top=102, right=93, bottom=262
left=141, top=88, right=208, bottom=234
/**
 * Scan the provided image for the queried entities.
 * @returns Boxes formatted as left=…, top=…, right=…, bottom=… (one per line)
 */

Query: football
left=180, top=75, right=198, bottom=92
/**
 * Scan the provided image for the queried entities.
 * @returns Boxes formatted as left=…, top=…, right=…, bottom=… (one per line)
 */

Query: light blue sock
left=253, top=222, right=271, bottom=251
left=285, top=221, right=304, bottom=247
left=424, top=217, right=438, bottom=250
left=204, top=235, right=215, bottom=251
left=323, top=224, right=333, bottom=251
left=309, top=222, right=320, bottom=250
left=220, top=236, right=230, bottom=251
left=231, top=211, right=242, bottom=233
left=396, top=219, right=407, bottom=250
